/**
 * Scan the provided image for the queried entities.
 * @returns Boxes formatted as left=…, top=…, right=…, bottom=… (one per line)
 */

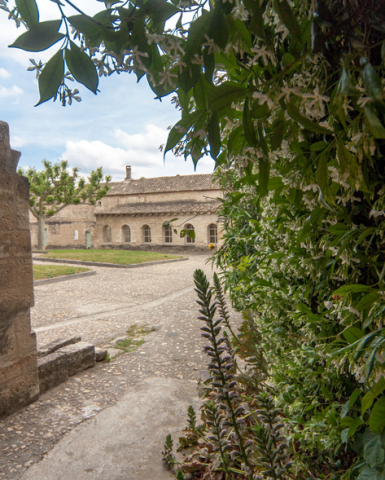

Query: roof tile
left=96, top=200, right=220, bottom=216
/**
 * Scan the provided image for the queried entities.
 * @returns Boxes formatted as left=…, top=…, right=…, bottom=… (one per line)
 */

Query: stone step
left=37, top=335, right=81, bottom=358
left=38, top=342, right=95, bottom=394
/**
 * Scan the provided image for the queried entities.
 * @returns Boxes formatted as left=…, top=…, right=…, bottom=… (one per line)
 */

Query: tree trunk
left=37, top=216, right=46, bottom=251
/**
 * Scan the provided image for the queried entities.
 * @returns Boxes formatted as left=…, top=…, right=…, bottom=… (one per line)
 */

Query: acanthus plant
left=163, top=270, right=291, bottom=480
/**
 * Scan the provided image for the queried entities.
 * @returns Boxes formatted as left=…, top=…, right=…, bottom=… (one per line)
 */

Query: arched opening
left=121, top=224, right=131, bottom=243
left=208, top=224, right=217, bottom=244
left=164, top=225, right=172, bottom=243
left=103, top=225, right=112, bottom=243
left=185, top=224, right=195, bottom=244
left=142, top=225, right=151, bottom=243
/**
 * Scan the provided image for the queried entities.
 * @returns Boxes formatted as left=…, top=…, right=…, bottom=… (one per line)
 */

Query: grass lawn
left=33, top=264, right=91, bottom=281
left=43, top=249, right=182, bottom=265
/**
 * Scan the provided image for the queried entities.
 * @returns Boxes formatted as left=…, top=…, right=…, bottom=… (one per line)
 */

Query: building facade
left=29, top=168, right=223, bottom=251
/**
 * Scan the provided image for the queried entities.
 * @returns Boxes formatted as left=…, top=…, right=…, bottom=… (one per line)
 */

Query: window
left=164, top=225, right=172, bottom=243
left=74, top=230, right=79, bottom=240
left=185, top=224, right=195, bottom=244
left=103, top=225, right=112, bottom=243
left=208, top=224, right=217, bottom=244
left=142, top=225, right=151, bottom=243
left=121, top=225, right=131, bottom=243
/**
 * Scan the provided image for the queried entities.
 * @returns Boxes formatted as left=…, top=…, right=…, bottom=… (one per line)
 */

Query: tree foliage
left=4, top=0, right=385, bottom=477
left=18, top=159, right=110, bottom=249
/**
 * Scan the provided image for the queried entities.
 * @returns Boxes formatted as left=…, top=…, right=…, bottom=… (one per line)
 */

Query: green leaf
left=36, top=49, right=63, bottom=106
left=203, top=49, right=215, bottom=85
left=16, top=0, right=39, bottom=28
left=364, top=108, right=385, bottom=139
left=362, top=378, right=385, bottom=415
left=357, top=465, right=385, bottom=480
left=271, top=121, right=284, bottom=151
left=243, top=0, right=265, bottom=39
left=208, top=112, right=221, bottom=159
left=148, top=1, right=179, bottom=25
left=356, top=291, right=381, bottom=312
left=369, top=397, right=385, bottom=433
left=227, top=125, right=243, bottom=157
left=310, top=141, right=328, bottom=151
left=164, top=110, right=204, bottom=157
left=333, top=284, right=374, bottom=295
left=65, top=42, right=98, bottom=94
left=337, top=142, right=368, bottom=192
left=209, top=4, right=228, bottom=49
left=273, top=0, right=301, bottom=40
left=341, top=417, right=363, bottom=441
left=208, top=82, right=248, bottom=112
left=185, top=11, right=211, bottom=61
left=68, top=15, right=101, bottom=38
left=281, top=52, right=295, bottom=68
left=286, top=103, right=332, bottom=134
left=268, top=176, right=284, bottom=191
left=10, top=20, right=64, bottom=52
left=337, top=68, right=358, bottom=97
left=259, top=158, right=270, bottom=197
left=343, top=327, right=365, bottom=344
left=342, top=389, right=362, bottom=418
left=316, top=154, right=328, bottom=191
left=243, top=97, right=257, bottom=146
left=362, top=62, right=383, bottom=102
left=193, top=75, right=210, bottom=110
left=364, top=434, right=385, bottom=468
left=250, top=100, right=270, bottom=118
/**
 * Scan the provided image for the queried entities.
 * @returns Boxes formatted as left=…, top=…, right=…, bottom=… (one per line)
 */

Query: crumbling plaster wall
left=0, top=121, right=39, bottom=417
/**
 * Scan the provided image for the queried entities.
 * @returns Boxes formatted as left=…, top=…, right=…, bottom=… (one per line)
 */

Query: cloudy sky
left=0, top=1, right=215, bottom=180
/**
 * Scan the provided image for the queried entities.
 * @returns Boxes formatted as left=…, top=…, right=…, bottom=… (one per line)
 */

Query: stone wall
left=0, top=121, right=39, bottom=417
left=93, top=213, right=223, bottom=249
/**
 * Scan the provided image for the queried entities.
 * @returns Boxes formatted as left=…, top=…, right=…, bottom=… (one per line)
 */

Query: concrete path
left=0, top=255, right=241, bottom=479
left=20, top=377, right=200, bottom=480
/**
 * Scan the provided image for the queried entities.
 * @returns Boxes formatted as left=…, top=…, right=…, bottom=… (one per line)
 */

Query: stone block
left=57, top=342, right=95, bottom=376
left=95, top=347, right=107, bottom=362
left=38, top=335, right=81, bottom=358
left=38, top=352, right=69, bottom=394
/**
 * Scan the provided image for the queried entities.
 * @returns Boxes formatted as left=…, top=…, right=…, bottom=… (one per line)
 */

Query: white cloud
left=62, top=125, right=171, bottom=180
left=0, top=68, right=10, bottom=79
left=0, top=85, right=23, bottom=98
left=11, top=135, right=26, bottom=147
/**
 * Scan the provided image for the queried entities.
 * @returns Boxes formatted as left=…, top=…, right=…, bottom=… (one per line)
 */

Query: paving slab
left=20, top=376, right=200, bottom=480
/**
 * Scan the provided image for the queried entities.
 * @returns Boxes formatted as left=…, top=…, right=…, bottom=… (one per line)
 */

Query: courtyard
left=0, top=254, right=237, bottom=480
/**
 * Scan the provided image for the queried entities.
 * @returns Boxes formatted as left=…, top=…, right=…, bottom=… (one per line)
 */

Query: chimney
left=125, top=165, right=131, bottom=181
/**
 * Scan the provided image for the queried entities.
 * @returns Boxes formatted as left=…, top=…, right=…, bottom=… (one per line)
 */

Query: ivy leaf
left=362, top=62, right=383, bottom=102
left=36, top=49, right=63, bottom=106
left=208, top=82, right=248, bottom=112
left=65, top=42, right=98, bottom=94
left=208, top=112, right=221, bottom=159
left=369, top=397, right=385, bottom=433
left=286, top=103, right=332, bottom=134
left=9, top=20, right=64, bottom=52
left=362, top=377, right=385, bottom=415
left=364, top=108, right=385, bottom=139
left=16, top=0, right=39, bottom=28
left=243, top=97, right=257, bottom=146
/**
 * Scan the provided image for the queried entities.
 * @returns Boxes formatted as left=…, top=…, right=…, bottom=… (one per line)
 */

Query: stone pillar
left=0, top=121, right=39, bottom=417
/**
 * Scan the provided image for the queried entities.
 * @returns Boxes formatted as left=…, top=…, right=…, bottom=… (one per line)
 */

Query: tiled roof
left=96, top=200, right=220, bottom=216
left=107, top=173, right=219, bottom=196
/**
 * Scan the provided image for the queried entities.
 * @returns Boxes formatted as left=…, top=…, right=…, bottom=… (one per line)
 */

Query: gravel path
left=0, top=254, right=242, bottom=479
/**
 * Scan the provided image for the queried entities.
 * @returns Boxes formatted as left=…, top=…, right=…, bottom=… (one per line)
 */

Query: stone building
left=30, top=167, right=223, bottom=251
left=0, top=121, right=39, bottom=417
